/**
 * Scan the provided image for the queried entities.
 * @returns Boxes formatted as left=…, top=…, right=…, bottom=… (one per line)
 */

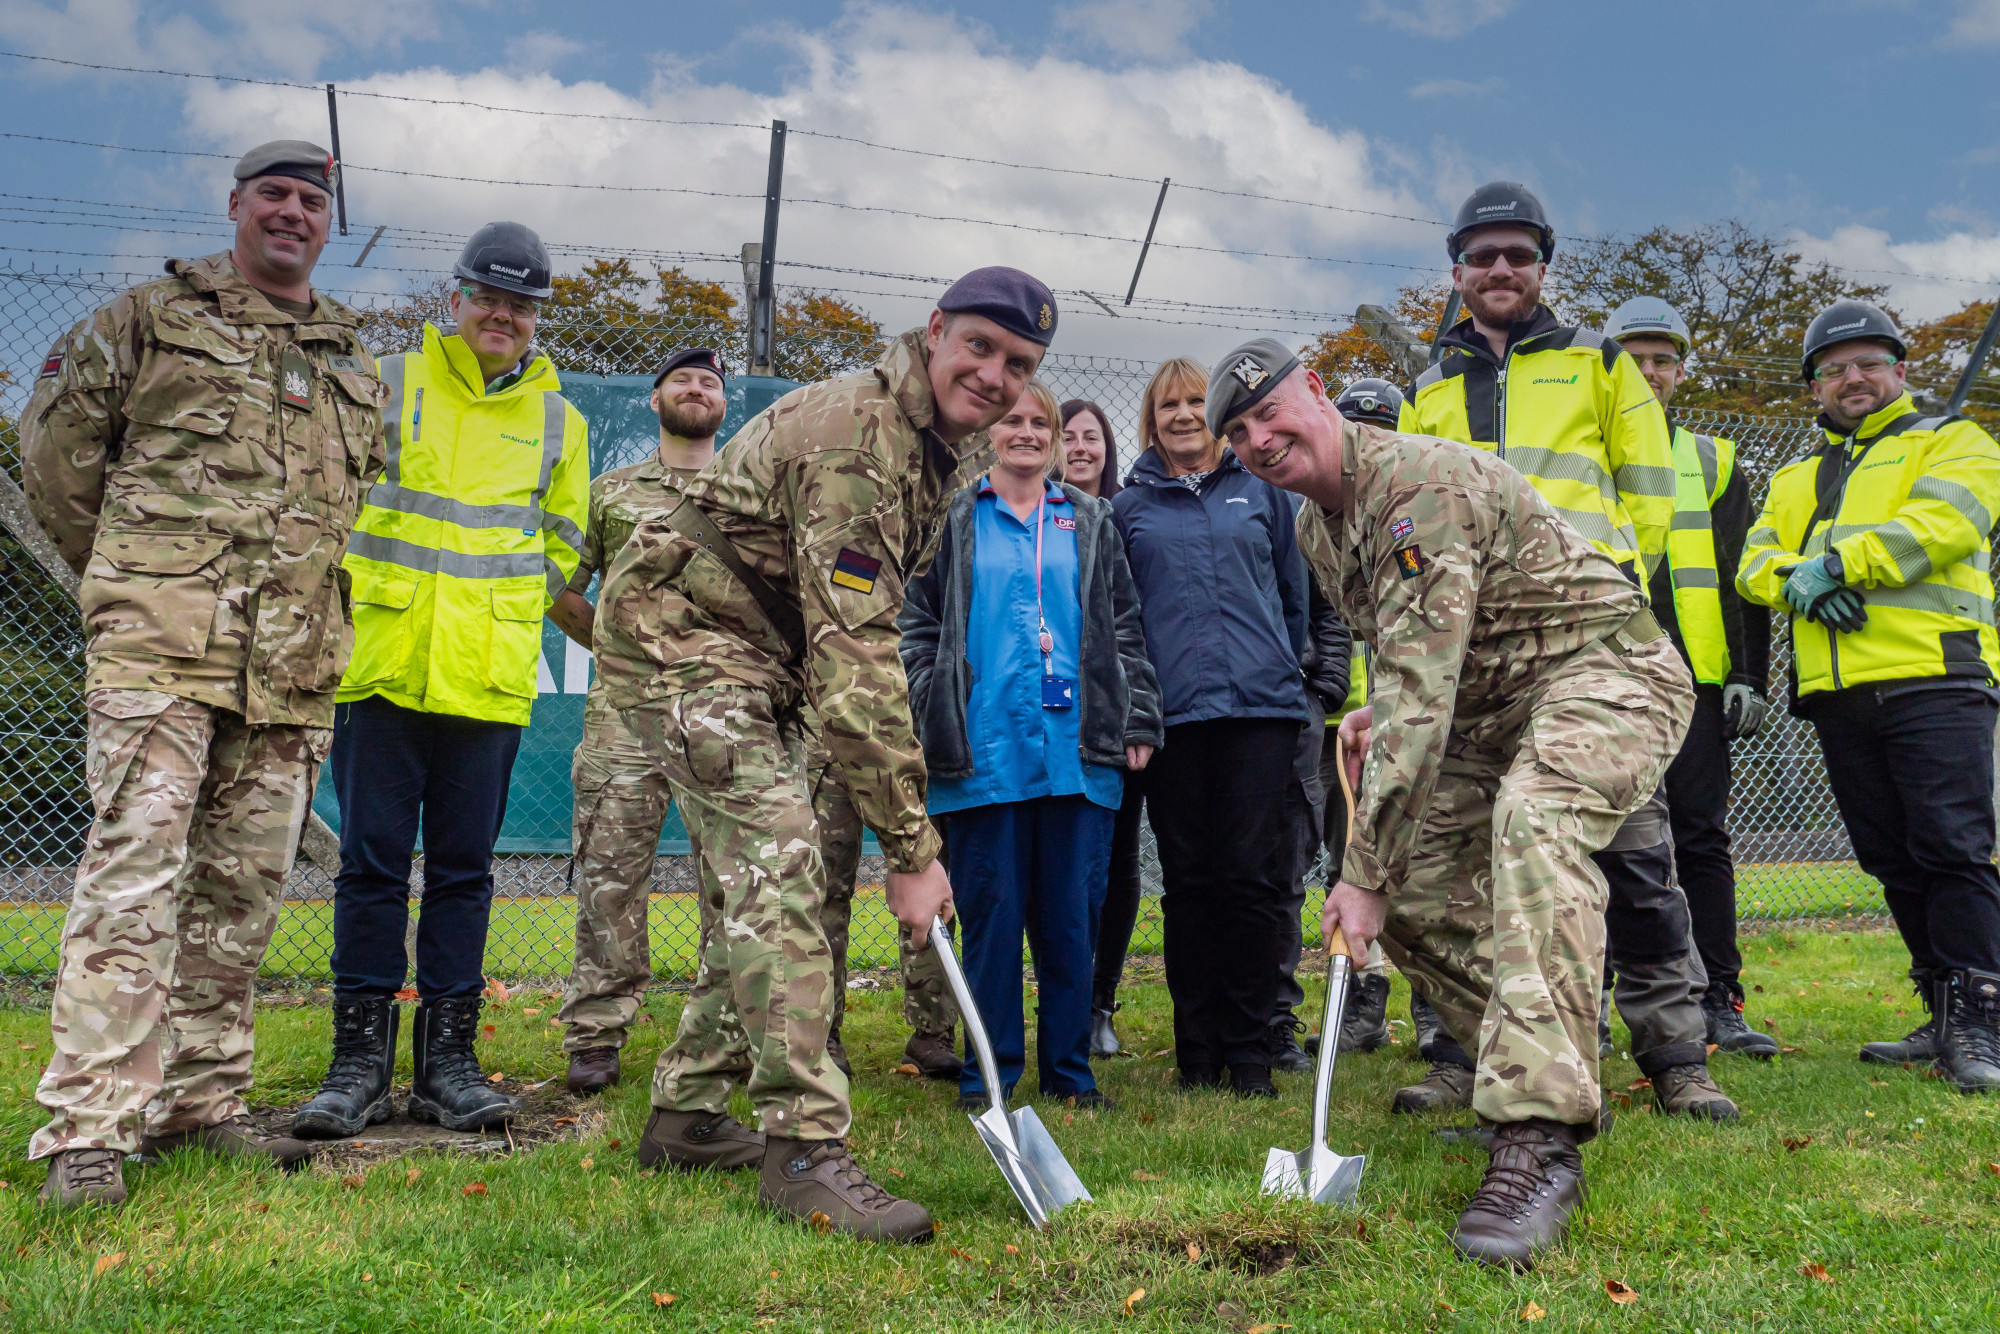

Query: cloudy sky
left=1, top=0, right=1997, bottom=368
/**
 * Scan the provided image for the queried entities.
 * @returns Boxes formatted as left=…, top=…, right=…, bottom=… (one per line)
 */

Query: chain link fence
left=0, top=267, right=1892, bottom=989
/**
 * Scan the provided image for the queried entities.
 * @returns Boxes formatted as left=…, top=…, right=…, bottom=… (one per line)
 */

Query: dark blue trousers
left=329, top=694, right=523, bottom=1001
left=942, top=795, right=1114, bottom=1100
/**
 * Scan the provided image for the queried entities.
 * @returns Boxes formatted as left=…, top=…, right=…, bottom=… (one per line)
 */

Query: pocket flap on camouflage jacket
left=150, top=306, right=256, bottom=363
left=97, top=529, right=231, bottom=576
left=1536, top=671, right=1652, bottom=713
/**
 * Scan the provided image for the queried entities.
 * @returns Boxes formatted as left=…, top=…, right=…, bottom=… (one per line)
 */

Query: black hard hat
left=453, top=221, right=553, bottom=300
left=1446, top=181, right=1556, bottom=264
left=1799, top=299, right=1905, bottom=381
left=1334, top=377, right=1405, bottom=427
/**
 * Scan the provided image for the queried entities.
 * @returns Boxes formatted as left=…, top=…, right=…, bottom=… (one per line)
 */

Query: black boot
left=1598, top=991, right=1613, bottom=1058
left=1411, top=992, right=1444, bottom=1057
left=1938, top=969, right=2000, bottom=1094
left=1701, top=980, right=1778, bottom=1059
left=292, top=996, right=399, bottom=1139
left=1860, top=968, right=1941, bottom=1065
left=1337, top=973, right=1392, bottom=1054
left=1270, top=1015, right=1312, bottom=1073
left=408, top=997, right=521, bottom=1133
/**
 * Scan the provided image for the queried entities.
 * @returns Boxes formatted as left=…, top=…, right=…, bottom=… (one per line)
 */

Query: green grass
left=2, top=928, right=1996, bottom=1331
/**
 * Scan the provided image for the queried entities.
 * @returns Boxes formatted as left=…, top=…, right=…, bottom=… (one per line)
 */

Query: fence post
left=750, top=120, right=787, bottom=377
left=324, top=84, right=349, bottom=238
left=1353, top=305, right=1432, bottom=383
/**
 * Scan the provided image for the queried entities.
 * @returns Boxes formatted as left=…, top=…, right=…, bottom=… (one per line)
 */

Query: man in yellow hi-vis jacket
left=1737, top=299, right=2000, bottom=1094
left=294, top=222, right=591, bottom=1139
left=1398, top=183, right=1737, bottom=1126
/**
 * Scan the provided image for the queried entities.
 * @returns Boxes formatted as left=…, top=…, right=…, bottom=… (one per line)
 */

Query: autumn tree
left=1300, top=281, right=1450, bottom=389
left=771, top=290, right=885, bottom=382
left=1903, top=299, right=2000, bottom=432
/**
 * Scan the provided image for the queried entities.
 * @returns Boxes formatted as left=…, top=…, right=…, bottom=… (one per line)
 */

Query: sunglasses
left=1459, top=245, right=1544, bottom=269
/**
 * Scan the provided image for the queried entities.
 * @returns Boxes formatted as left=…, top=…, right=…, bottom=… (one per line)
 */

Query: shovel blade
left=1304, top=1144, right=1366, bottom=1207
left=1011, top=1105, right=1093, bottom=1215
left=1260, top=1146, right=1306, bottom=1199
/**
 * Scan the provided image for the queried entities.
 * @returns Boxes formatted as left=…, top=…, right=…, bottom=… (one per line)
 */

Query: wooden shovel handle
left=1326, top=737, right=1367, bottom=965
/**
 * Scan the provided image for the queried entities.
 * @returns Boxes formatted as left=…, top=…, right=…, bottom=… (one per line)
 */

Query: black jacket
left=899, top=481, right=1164, bottom=781
left=1301, top=570, right=1353, bottom=709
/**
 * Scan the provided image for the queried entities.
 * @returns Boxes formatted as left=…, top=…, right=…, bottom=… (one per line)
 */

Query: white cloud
left=0, top=0, right=469, bottom=77
left=162, top=3, right=1442, bottom=364
left=1948, top=0, right=2000, bottom=43
left=1362, top=0, right=1516, bottom=38
left=1789, top=223, right=2000, bottom=322
left=502, top=30, right=589, bottom=72
left=1407, top=76, right=1504, bottom=99
left=1051, top=0, right=1213, bottom=62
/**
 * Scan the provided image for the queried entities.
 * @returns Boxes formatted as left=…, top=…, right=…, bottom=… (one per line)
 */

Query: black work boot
left=1450, top=1119, right=1586, bottom=1268
left=1392, top=1057, right=1475, bottom=1113
left=1090, top=1003, right=1122, bottom=1058
left=759, top=1138, right=934, bottom=1243
left=408, top=997, right=521, bottom=1133
left=292, top=995, right=399, bottom=1139
left=1337, top=973, right=1392, bottom=1054
left=1651, top=1062, right=1740, bottom=1122
left=1270, top=1016, right=1312, bottom=1073
left=1411, top=992, right=1445, bottom=1057
left=1598, top=991, right=1614, bottom=1058
left=1229, top=1062, right=1277, bottom=1099
left=904, top=1030, right=963, bottom=1081
left=1701, top=980, right=1778, bottom=1059
left=1861, top=968, right=1942, bottom=1066
left=1938, top=969, right=2000, bottom=1094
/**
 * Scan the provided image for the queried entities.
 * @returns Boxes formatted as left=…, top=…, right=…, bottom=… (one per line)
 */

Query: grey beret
left=233, top=140, right=338, bottom=194
left=1205, top=337, right=1300, bottom=437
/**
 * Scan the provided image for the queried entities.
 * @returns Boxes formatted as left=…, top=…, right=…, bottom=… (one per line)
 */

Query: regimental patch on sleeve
left=38, top=350, right=63, bottom=378
left=831, top=547, right=883, bottom=594
left=1394, top=544, right=1428, bottom=580
left=1389, top=516, right=1415, bottom=541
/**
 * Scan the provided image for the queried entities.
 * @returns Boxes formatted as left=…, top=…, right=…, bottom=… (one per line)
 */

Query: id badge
left=1041, top=675, right=1076, bottom=709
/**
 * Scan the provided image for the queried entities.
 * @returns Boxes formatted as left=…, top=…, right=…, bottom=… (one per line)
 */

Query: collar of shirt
left=975, top=475, right=1067, bottom=509
left=484, top=357, right=531, bottom=395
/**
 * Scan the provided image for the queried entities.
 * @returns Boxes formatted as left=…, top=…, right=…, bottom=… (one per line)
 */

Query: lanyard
left=1032, top=489, right=1054, bottom=668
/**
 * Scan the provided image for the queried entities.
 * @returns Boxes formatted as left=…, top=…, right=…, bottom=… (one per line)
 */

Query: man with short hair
left=1604, top=297, right=1778, bottom=1058
left=1211, top=338, right=1692, bottom=1266
left=1738, top=299, right=2000, bottom=1093
left=1398, top=183, right=1736, bottom=1124
left=292, top=222, right=590, bottom=1141
left=22, top=141, right=385, bottom=1206
left=593, top=267, right=1054, bottom=1242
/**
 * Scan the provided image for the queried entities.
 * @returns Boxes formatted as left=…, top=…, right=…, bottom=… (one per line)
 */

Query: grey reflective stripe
left=347, top=531, right=549, bottom=581
left=1501, top=445, right=1613, bottom=491
left=379, top=355, right=406, bottom=485
left=1413, top=362, right=1447, bottom=393
left=544, top=556, right=567, bottom=599
left=1613, top=462, right=1677, bottom=499
left=1692, top=433, right=1719, bottom=498
left=1668, top=567, right=1719, bottom=589
left=530, top=392, right=582, bottom=553
left=1671, top=509, right=1714, bottom=531
left=541, top=510, right=586, bottom=553
left=1545, top=503, right=1618, bottom=545
left=1863, top=581, right=1995, bottom=626
left=366, top=482, right=545, bottom=533
left=1974, top=548, right=1993, bottom=574
left=1740, top=546, right=1787, bottom=583
left=1910, top=474, right=1994, bottom=538
left=1876, top=520, right=1935, bottom=583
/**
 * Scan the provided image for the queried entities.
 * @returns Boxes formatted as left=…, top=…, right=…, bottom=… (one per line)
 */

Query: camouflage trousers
left=558, top=701, right=695, bottom=1053
left=812, top=757, right=957, bottom=1042
left=31, top=690, right=327, bottom=1158
left=1376, top=634, right=1692, bottom=1132
left=622, top=685, right=847, bottom=1140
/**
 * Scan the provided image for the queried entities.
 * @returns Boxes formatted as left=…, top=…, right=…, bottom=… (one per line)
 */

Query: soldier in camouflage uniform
left=1210, top=339, right=1692, bottom=1268
left=593, top=267, right=1055, bottom=1243
left=18, top=142, right=386, bottom=1208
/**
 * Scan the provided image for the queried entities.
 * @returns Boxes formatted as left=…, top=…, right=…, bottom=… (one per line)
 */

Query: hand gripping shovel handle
left=927, top=916, right=1015, bottom=1136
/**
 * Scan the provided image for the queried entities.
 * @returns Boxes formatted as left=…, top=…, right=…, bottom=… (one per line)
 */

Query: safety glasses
left=1458, top=245, right=1543, bottom=270
left=1812, top=353, right=1898, bottom=383
left=459, top=286, right=540, bottom=321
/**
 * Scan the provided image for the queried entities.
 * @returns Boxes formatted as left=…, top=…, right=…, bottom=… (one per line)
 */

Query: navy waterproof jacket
left=1111, top=447, right=1311, bottom=728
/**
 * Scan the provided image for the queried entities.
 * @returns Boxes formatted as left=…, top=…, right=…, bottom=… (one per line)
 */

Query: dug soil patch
left=245, top=1076, right=606, bottom=1174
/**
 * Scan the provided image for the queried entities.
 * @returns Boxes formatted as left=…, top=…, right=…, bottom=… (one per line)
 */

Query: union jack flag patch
left=1390, top=516, right=1415, bottom=541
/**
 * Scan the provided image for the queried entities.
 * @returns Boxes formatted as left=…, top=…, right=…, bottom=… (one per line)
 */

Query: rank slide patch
left=831, top=547, right=882, bottom=594
left=1394, top=544, right=1428, bottom=579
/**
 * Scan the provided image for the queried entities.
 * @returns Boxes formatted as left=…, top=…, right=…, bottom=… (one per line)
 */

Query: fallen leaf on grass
left=1783, top=1137, right=1812, bottom=1152
left=1138, top=1113, right=1155, bottom=1123
left=1131, top=1169, right=1161, bottom=1181
left=808, top=1211, right=833, bottom=1235
left=609, top=1138, right=621, bottom=1150
left=1244, top=1325, right=1291, bottom=1333
left=1605, top=1279, right=1637, bottom=1305
left=405, top=1168, right=422, bottom=1186
left=884, top=1167, right=904, bottom=1178
left=1520, top=1301, right=1545, bottom=1321
left=0, top=1181, right=10, bottom=1189
left=93, top=1253, right=126, bottom=1276
left=483, top=979, right=510, bottom=1006
left=1752, top=984, right=1764, bottom=993
left=552, top=1116, right=578, bottom=1128
left=1611, top=1091, right=1632, bottom=1109
left=17, top=1043, right=35, bottom=1050
left=1186, top=1242, right=1201, bottom=1262
left=246, top=1201, right=269, bottom=1213
left=1763, top=1018, right=1778, bottom=1031
left=462, top=1183, right=487, bottom=1197
left=1626, top=1078, right=1652, bottom=1092
left=580, top=1157, right=594, bottom=1172
left=948, top=1247, right=974, bottom=1261
left=1353, top=1218, right=1369, bottom=1241
left=651, top=1293, right=675, bottom=1306
left=1799, top=1262, right=1832, bottom=1282
left=342, top=1174, right=365, bottom=1190
left=1005, top=1245, right=1019, bottom=1255
left=1122, top=1288, right=1146, bottom=1316
left=1063, top=1114, right=1074, bottom=1126
left=481, top=1024, right=495, bottom=1040
left=1148, top=1048, right=1171, bottom=1058
left=522, top=1008, right=541, bottom=1017
left=1988, top=1163, right=1999, bottom=1176
left=548, top=1018, right=561, bottom=1027
left=395, top=987, right=418, bottom=1002
left=894, top=1063, right=922, bottom=1078
left=361, top=1273, right=372, bottom=1283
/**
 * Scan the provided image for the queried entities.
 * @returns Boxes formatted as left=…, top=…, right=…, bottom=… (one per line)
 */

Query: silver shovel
left=928, top=914, right=1093, bottom=1229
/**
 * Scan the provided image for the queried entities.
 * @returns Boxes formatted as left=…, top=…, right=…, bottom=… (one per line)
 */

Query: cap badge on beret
left=1038, top=304, right=1052, bottom=332
left=1230, top=357, right=1270, bottom=391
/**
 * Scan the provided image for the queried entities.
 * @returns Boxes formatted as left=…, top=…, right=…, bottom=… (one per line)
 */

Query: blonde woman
left=898, top=379, right=1161, bottom=1110
left=1110, top=357, right=1312, bottom=1098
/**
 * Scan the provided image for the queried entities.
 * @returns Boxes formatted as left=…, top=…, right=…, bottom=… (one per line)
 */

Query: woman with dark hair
left=1111, top=357, right=1312, bottom=1098
left=1061, top=399, right=1121, bottom=500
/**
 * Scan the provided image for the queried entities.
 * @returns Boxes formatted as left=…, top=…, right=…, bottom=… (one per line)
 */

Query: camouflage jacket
left=595, top=329, right=994, bottom=872
left=20, top=253, right=387, bottom=727
left=571, top=450, right=701, bottom=725
left=1296, top=419, right=1651, bottom=893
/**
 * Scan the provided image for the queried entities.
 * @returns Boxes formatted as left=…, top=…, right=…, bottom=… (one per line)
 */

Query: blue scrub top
left=927, top=477, right=1124, bottom=817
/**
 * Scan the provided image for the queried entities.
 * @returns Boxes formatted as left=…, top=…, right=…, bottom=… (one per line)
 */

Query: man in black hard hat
left=1738, top=299, right=2000, bottom=1093
left=294, top=221, right=592, bottom=1141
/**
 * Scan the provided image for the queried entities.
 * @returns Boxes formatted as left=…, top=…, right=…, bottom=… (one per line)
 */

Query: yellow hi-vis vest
left=1666, top=427, right=1735, bottom=686
left=1737, top=393, right=2000, bottom=699
left=338, top=322, right=590, bottom=725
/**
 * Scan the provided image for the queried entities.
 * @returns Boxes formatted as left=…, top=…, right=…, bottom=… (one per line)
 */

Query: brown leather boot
left=1651, top=1063, right=1739, bottom=1122
left=1450, top=1119, right=1585, bottom=1268
left=904, top=1030, right=963, bottom=1081
left=141, top=1116, right=313, bottom=1172
left=566, top=1046, right=620, bottom=1095
left=40, top=1148, right=127, bottom=1209
left=759, top=1139, right=934, bottom=1243
left=1391, top=1059, right=1475, bottom=1113
left=636, top=1108, right=765, bottom=1171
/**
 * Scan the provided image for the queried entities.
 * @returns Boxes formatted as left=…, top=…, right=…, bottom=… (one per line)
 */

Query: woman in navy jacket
left=1112, top=356, right=1313, bottom=1097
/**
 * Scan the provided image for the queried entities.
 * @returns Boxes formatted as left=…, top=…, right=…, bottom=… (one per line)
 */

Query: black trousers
left=1090, top=783, right=1147, bottom=1010
left=1146, top=717, right=1303, bottom=1069
left=1809, top=683, right=2000, bottom=975
left=329, top=695, right=523, bottom=1001
left=1665, top=683, right=1741, bottom=990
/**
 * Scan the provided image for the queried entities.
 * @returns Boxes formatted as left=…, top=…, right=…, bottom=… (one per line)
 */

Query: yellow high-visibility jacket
left=1665, top=427, right=1735, bottom=686
left=1399, top=305, right=1673, bottom=578
left=337, top=322, right=590, bottom=725
left=1737, top=392, right=2000, bottom=699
